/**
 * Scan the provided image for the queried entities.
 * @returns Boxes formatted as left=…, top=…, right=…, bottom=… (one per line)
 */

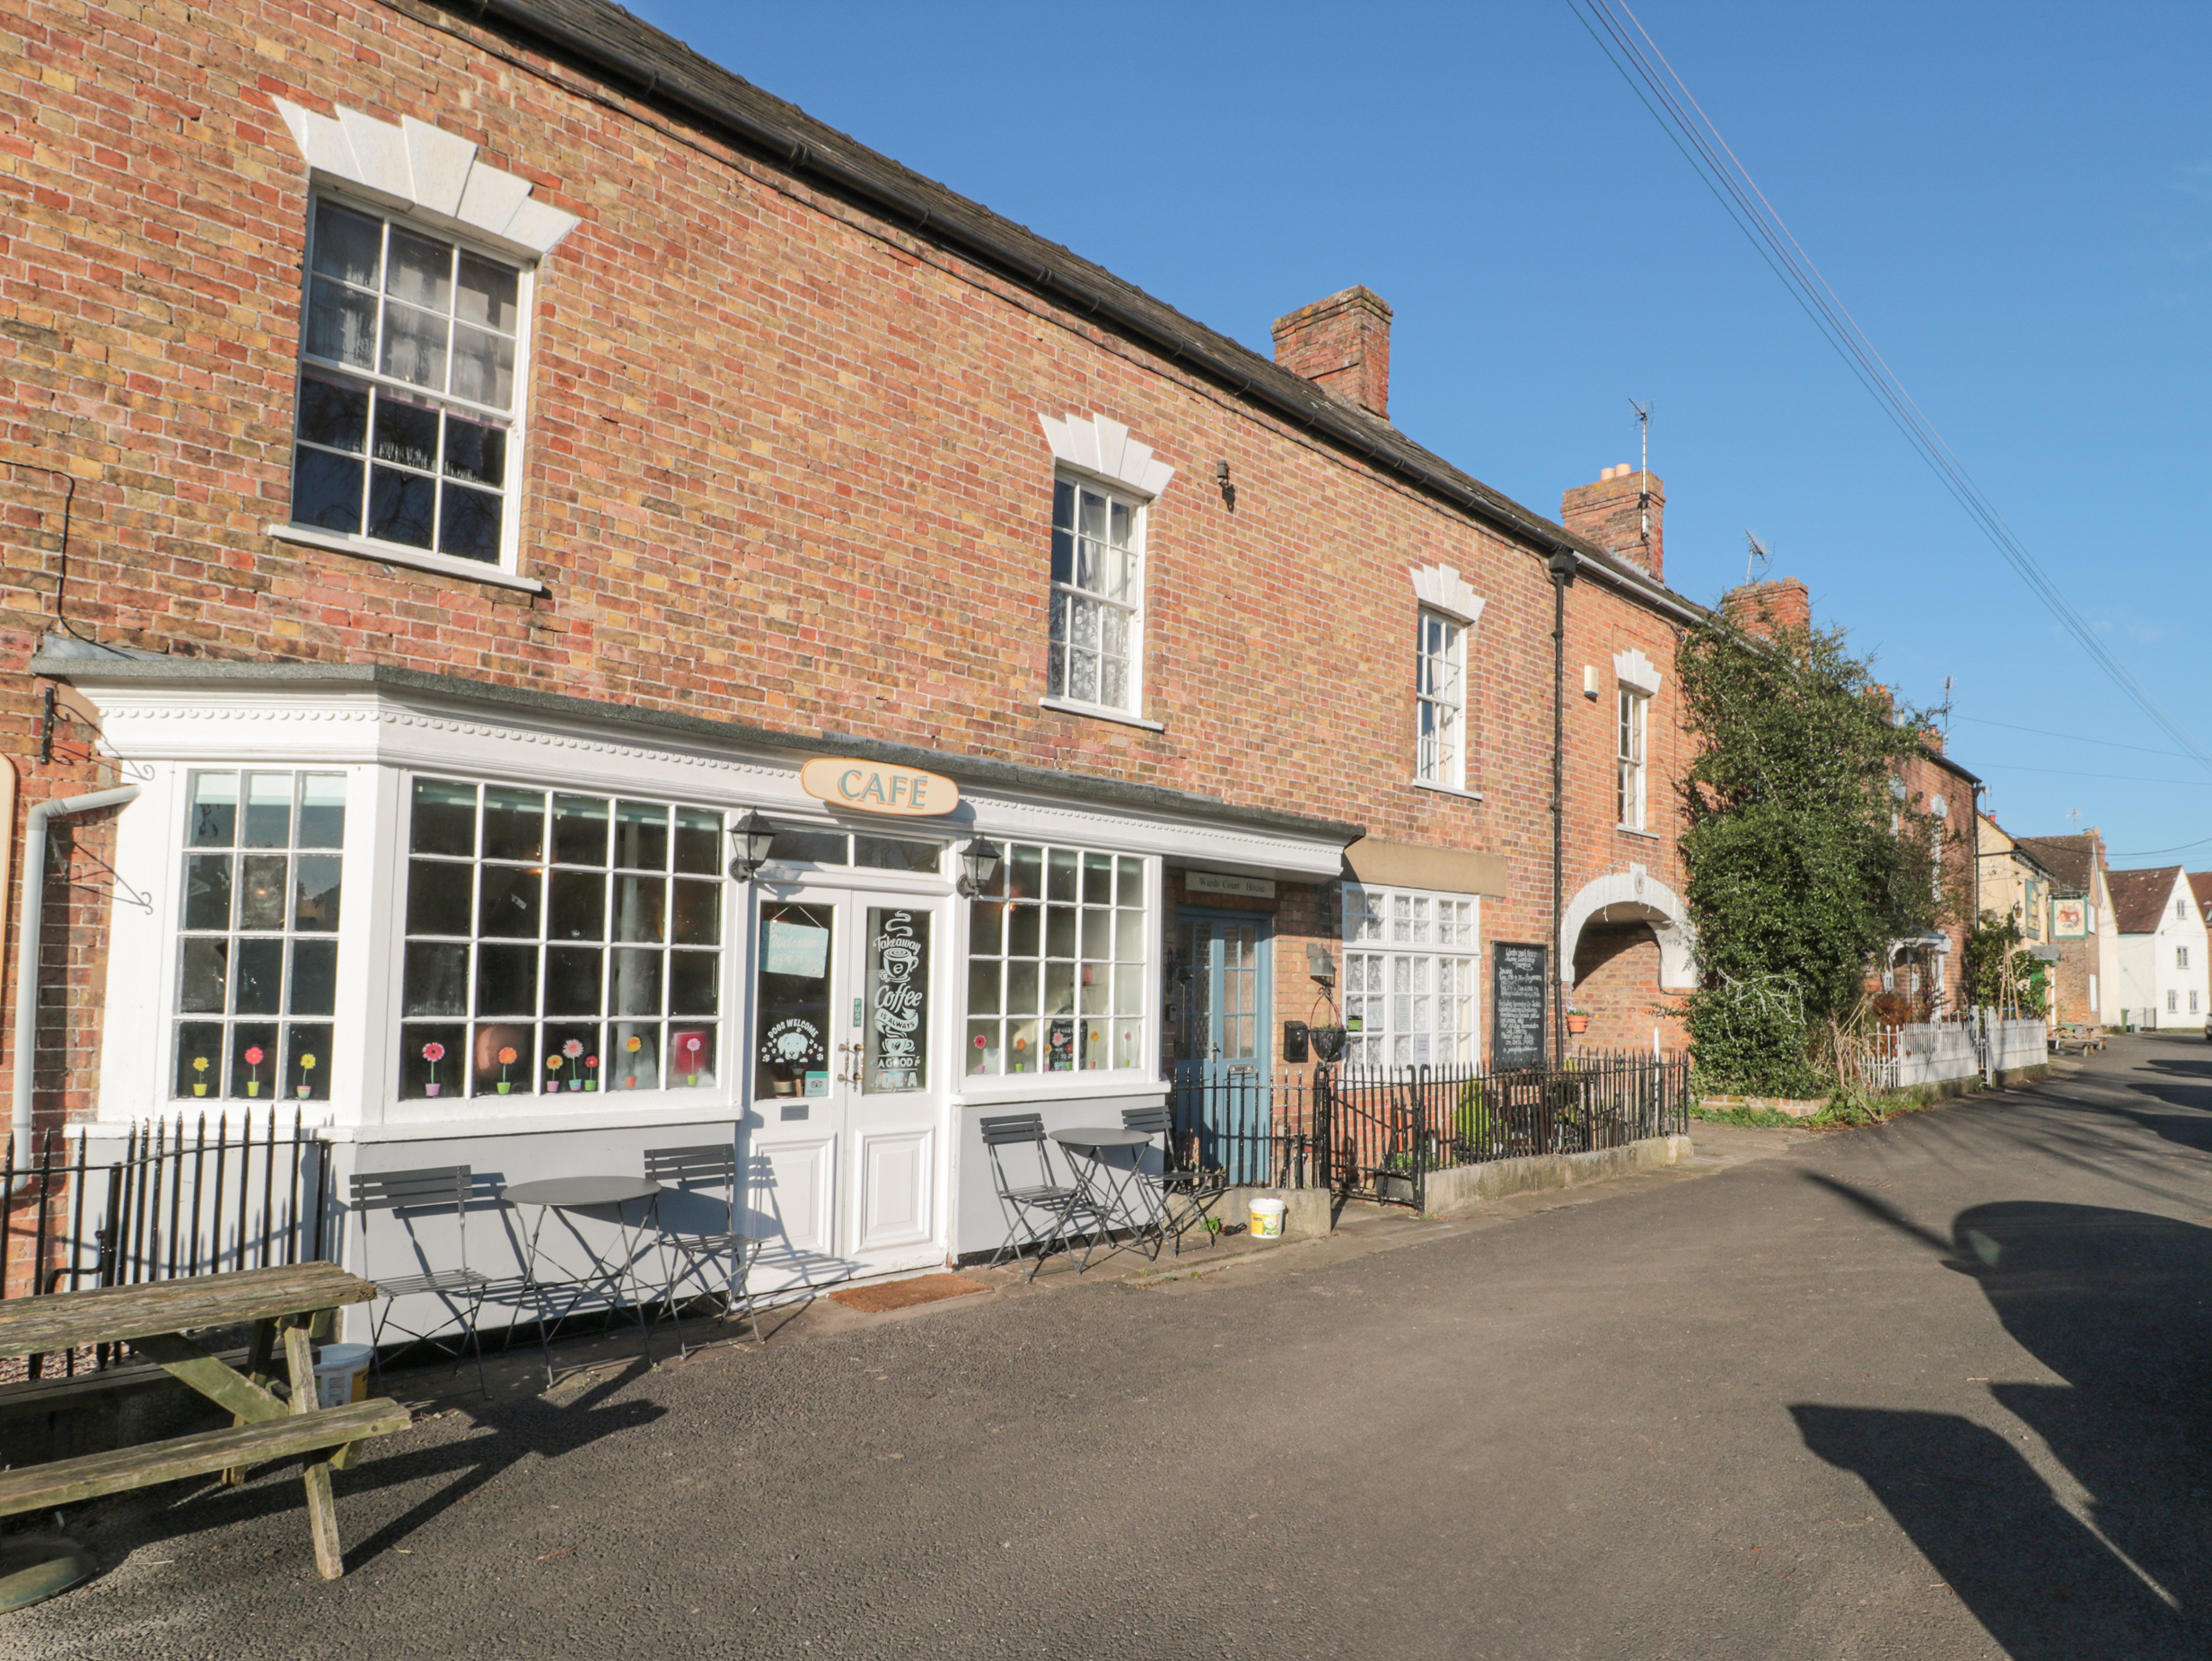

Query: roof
left=2014, top=834, right=2098, bottom=893
left=417, top=0, right=1704, bottom=627
left=2190, top=873, right=2212, bottom=916
left=2106, top=866, right=2184, bottom=936
left=25, top=650, right=1366, bottom=848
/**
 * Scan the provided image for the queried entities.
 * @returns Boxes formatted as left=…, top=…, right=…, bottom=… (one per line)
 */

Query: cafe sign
left=798, top=756, right=960, bottom=818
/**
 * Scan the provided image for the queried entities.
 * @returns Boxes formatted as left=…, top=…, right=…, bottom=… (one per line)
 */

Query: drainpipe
left=10, top=784, right=139, bottom=1191
left=1548, top=549, right=1578, bottom=1066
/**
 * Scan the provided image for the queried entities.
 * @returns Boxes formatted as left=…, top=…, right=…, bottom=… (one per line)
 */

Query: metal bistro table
left=1049, top=1128, right=1162, bottom=1270
left=505, top=1177, right=668, bottom=1386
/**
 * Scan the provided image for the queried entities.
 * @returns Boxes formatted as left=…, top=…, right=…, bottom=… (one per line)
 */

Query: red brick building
left=2, top=0, right=1707, bottom=1291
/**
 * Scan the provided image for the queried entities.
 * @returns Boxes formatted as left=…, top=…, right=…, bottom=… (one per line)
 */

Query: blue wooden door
left=1170, top=910, right=1273, bottom=1183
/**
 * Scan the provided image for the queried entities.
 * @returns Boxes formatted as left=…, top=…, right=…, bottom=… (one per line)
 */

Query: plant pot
left=568, top=1080, right=583, bottom=1092
left=296, top=1085, right=311, bottom=1099
left=1308, top=1024, right=1347, bottom=1062
left=685, top=1073, right=698, bottom=1086
left=584, top=1080, right=596, bottom=1091
left=496, top=1082, right=511, bottom=1094
left=246, top=1081, right=260, bottom=1097
left=425, top=1082, right=442, bottom=1097
left=192, top=1084, right=206, bottom=1097
left=1567, top=1015, right=1590, bottom=1035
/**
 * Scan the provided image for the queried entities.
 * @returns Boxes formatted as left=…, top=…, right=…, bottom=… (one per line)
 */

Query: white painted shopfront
left=50, top=658, right=1353, bottom=1325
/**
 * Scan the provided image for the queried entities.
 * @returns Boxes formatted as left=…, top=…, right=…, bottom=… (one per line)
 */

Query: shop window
left=966, top=845, right=1147, bottom=1074
left=1341, top=886, right=1478, bottom=1070
left=172, top=771, right=346, bottom=1102
left=1617, top=686, right=1649, bottom=830
left=291, top=198, right=525, bottom=567
left=1048, top=479, right=1144, bottom=714
left=759, top=827, right=944, bottom=873
left=398, top=779, right=724, bottom=1098
left=1415, top=610, right=1465, bottom=788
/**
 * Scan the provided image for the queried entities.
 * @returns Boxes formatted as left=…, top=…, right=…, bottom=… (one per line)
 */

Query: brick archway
left=1559, top=869, right=1698, bottom=993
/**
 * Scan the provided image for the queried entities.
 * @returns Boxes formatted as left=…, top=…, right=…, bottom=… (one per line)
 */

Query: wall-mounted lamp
left=1215, top=459, right=1236, bottom=513
left=727, top=808, right=777, bottom=879
left=1306, top=944, right=1337, bottom=985
left=957, top=837, right=1004, bottom=897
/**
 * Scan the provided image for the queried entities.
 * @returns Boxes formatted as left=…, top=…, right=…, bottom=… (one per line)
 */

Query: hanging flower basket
left=1308, top=1024, right=1347, bottom=1062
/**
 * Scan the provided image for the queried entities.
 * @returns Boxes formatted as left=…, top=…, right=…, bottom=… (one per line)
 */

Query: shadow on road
left=1795, top=1200, right=2212, bottom=1658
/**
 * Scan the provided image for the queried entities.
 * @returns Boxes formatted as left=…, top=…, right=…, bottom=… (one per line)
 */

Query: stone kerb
left=1423, top=1134, right=1692, bottom=1215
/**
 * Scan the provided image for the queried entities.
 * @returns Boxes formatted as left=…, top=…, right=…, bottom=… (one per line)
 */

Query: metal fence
left=1163, top=1053, right=1691, bottom=1211
left=1, top=1112, right=332, bottom=1382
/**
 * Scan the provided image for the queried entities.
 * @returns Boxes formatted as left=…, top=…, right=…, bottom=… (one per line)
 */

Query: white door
left=745, top=882, right=945, bottom=1291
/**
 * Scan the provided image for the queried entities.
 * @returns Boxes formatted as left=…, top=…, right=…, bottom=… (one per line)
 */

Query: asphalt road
left=11, top=1037, right=2212, bottom=1659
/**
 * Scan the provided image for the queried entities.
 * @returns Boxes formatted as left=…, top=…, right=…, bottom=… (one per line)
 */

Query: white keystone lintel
left=1613, top=647, right=1663, bottom=697
left=1411, top=564, right=1486, bottom=627
left=1038, top=412, right=1175, bottom=499
left=271, top=96, right=580, bottom=258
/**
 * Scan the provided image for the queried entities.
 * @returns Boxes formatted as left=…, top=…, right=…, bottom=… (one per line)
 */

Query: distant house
left=2014, top=831, right=2120, bottom=1030
left=1976, top=814, right=2060, bottom=1018
left=2191, top=873, right=2212, bottom=932
left=2107, top=866, right=2211, bottom=1030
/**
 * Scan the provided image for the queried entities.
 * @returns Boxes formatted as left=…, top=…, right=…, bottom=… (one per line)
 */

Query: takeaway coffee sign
left=798, top=757, right=960, bottom=818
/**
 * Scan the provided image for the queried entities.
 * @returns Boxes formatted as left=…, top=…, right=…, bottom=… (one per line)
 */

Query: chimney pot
left=1271, top=286, right=1392, bottom=420
left=1723, top=577, right=1813, bottom=641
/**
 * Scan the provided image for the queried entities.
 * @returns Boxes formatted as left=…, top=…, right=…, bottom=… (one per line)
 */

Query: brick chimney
left=1722, top=577, right=1811, bottom=640
left=1561, top=465, right=1663, bottom=580
left=1271, top=286, right=1391, bottom=420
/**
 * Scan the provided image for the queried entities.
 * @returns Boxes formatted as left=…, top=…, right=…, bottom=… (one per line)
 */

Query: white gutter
left=10, top=784, right=138, bottom=1190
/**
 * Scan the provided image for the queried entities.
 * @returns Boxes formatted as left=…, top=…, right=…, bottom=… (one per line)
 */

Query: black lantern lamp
left=727, top=809, right=777, bottom=879
left=956, top=838, right=1003, bottom=898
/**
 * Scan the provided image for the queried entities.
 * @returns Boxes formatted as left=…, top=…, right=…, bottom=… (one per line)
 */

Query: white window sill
left=1410, top=778, right=1483, bottom=802
left=268, top=523, right=548, bottom=593
left=1039, top=696, right=1165, bottom=733
left=1615, top=825, right=1660, bottom=839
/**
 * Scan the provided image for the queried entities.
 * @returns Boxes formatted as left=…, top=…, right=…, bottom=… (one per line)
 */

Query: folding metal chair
left=980, top=1113, right=1094, bottom=1280
left=644, top=1143, right=762, bottom=1352
left=1121, top=1104, right=1227, bottom=1256
left=349, top=1165, right=491, bottom=1397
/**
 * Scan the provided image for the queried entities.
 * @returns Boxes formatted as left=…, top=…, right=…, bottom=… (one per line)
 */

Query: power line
left=1951, top=714, right=2201, bottom=761
left=1976, top=762, right=2212, bottom=787
left=1561, top=0, right=2212, bottom=778
left=2112, top=832, right=2212, bottom=858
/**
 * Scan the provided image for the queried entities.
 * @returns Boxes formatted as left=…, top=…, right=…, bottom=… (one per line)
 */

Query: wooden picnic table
left=0, top=1262, right=409, bottom=1583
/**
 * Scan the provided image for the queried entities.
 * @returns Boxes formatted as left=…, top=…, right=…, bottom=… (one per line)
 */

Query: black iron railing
left=1167, top=1066, right=1313, bottom=1191
left=1318, top=1051, right=1693, bottom=1208
left=1, top=1112, right=332, bottom=1382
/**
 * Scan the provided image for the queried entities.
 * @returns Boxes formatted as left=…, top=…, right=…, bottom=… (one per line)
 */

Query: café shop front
left=51, top=658, right=1356, bottom=1307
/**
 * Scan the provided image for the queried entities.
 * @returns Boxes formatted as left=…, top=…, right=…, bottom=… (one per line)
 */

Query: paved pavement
left=12, top=1037, right=2212, bottom=1658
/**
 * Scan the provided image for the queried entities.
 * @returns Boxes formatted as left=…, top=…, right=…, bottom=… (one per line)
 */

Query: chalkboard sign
left=1492, top=943, right=1549, bottom=1068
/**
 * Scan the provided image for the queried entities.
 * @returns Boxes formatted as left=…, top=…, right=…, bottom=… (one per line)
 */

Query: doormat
left=830, top=1273, right=991, bottom=1314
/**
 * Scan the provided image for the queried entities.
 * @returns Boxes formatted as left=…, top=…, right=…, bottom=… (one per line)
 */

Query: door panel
left=857, top=1129, right=933, bottom=1251
left=747, top=1134, right=836, bottom=1261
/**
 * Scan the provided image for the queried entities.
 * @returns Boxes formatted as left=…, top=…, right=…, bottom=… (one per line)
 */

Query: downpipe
left=9, top=784, right=139, bottom=1193
left=1548, top=549, right=1578, bottom=1067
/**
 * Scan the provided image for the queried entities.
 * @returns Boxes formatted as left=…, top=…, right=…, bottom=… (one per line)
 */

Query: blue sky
left=627, top=0, right=2212, bottom=866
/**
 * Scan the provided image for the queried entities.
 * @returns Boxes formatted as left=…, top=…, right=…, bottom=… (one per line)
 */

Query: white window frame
left=1340, top=884, right=1480, bottom=1071
left=1046, top=474, right=1147, bottom=717
left=1415, top=610, right=1467, bottom=790
left=1617, top=686, right=1649, bottom=831
left=2168, top=989, right=2180, bottom=1015
left=286, top=189, right=537, bottom=578
left=2180, top=945, right=2191, bottom=971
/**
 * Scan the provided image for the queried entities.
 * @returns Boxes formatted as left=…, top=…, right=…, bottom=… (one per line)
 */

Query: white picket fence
left=1861, top=1009, right=2048, bottom=1093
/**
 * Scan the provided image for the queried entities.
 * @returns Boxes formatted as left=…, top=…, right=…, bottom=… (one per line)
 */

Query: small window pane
left=669, top=951, right=718, bottom=1018
left=552, top=795, right=610, bottom=866
left=311, top=201, right=382, bottom=286
left=543, top=946, right=603, bottom=1016
left=969, top=901, right=1004, bottom=956
left=669, top=1026, right=715, bottom=1087
left=411, top=778, right=477, bottom=856
left=304, top=277, right=376, bottom=368
left=188, top=772, right=239, bottom=848
left=475, top=945, right=539, bottom=1016
left=671, top=879, right=720, bottom=946
left=767, top=826, right=847, bottom=866
left=1045, top=906, right=1077, bottom=959
left=612, top=875, right=666, bottom=944
left=549, top=871, right=606, bottom=942
left=291, top=447, right=364, bottom=533
left=177, top=1022, right=224, bottom=1097
left=968, top=959, right=1001, bottom=1015
left=182, top=855, right=232, bottom=931
left=1047, top=848, right=1078, bottom=902
left=1082, top=853, right=1113, bottom=902
left=610, top=949, right=663, bottom=1016
left=285, top=1025, right=332, bottom=1101
left=455, top=251, right=519, bottom=333
left=478, top=866, right=543, bottom=939
left=475, top=1024, right=533, bottom=1095
left=230, top=1024, right=279, bottom=1100
left=612, top=1024, right=660, bottom=1091
left=237, top=857, right=288, bottom=929
left=854, top=836, right=942, bottom=873
left=379, top=300, right=449, bottom=391
left=298, top=775, right=347, bottom=848
left=372, top=393, right=440, bottom=472
left=384, top=228, right=453, bottom=311
left=672, top=808, right=722, bottom=875
left=242, top=774, right=294, bottom=848
left=481, top=787, right=546, bottom=861
left=449, top=324, right=514, bottom=409
left=406, top=859, right=474, bottom=936
left=297, top=375, right=369, bottom=453
left=1007, top=846, right=1042, bottom=901
left=403, top=942, right=468, bottom=1016
left=179, top=938, right=228, bottom=1013
left=368, top=466, right=435, bottom=547
left=615, top=802, right=670, bottom=871
left=438, top=483, right=503, bottom=563
left=288, top=939, right=338, bottom=1016
left=292, top=856, right=342, bottom=932
left=1006, top=905, right=1040, bottom=958
left=233, top=938, right=284, bottom=1015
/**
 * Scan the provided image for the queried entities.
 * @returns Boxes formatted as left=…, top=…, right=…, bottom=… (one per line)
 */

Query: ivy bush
left=1677, top=595, right=1956, bottom=1094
